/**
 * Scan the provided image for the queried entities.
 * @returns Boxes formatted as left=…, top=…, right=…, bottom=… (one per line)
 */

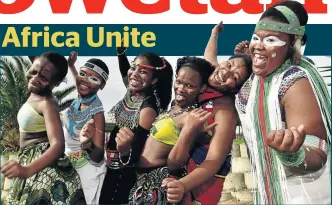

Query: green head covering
left=255, top=5, right=305, bottom=36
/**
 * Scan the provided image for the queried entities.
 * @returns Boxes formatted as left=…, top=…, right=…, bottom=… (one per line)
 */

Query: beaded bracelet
left=303, top=134, right=330, bottom=155
left=276, top=146, right=306, bottom=167
left=211, top=34, right=218, bottom=38
left=119, top=149, right=132, bottom=166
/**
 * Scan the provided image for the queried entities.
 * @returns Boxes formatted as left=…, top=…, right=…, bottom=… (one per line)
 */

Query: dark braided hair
left=134, top=52, right=173, bottom=113
left=176, top=56, right=214, bottom=85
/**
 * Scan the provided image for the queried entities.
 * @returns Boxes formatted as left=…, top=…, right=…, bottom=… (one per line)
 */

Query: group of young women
left=1, top=1, right=330, bottom=204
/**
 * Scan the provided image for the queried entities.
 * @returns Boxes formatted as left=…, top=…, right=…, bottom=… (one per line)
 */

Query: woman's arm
left=167, top=109, right=215, bottom=170
left=175, top=97, right=237, bottom=194
left=68, top=51, right=78, bottom=80
left=27, top=99, right=65, bottom=176
left=274, top=78, right=328, bottom=174
left=116, top=107, right=157, bottom=164
left=204, top=21, right=223, bottom=67
left=162, top=97, right=237, bottom=203
left=117, top=45, right=130, bottom=87
left=81, top=113, right=106, bottom=163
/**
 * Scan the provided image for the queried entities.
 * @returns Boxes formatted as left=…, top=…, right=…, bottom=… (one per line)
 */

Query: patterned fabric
left=235, top=57, right=331, bottom=204
left=63, top=94, right=104, bottom=166
left=100, top=90, right=157, bottom=204
left=278, top=67, right=307, bottom=100
left=237, top=67, right=307, bottom=117
left=5, top=142, right=85, bottom=205
left=67, top=150, right=90, bottom=169
left=107, top=90, right=148, bottom=130
left=62, top=94, right=107, bottom=204
left=64, top=94, right=104, bottom=142
left=128, top=167, right=173, bottom=205
left=185, top=93, right=231, bottom=205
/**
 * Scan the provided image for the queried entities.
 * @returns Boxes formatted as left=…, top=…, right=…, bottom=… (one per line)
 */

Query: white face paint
left=78, top=71, right=102, bottom=85
left=251, top=34, right=287, bottom=47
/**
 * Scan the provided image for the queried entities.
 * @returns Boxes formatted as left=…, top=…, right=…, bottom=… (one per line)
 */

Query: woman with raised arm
left=64, top=53, right=109, bottom=204
left=161, top=24, right=253, bottom=204
left=98, top=49, right=174, bottom=204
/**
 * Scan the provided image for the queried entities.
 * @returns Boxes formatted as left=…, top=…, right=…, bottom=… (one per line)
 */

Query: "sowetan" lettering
left=0, top=0, right=327, bottom=15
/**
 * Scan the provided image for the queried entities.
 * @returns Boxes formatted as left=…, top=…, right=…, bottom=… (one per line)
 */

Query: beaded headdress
left=131, top=59, right=167, bottom=70
left=81, top=62, right=109, bottom=82
left=255, top=6, right=305, bottom=36
left=255, top=5, right=305, bottom=64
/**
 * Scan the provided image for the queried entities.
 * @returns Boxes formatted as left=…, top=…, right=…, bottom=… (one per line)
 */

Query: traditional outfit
left=184, top=88, right=232, bottom=205
left=99, top=90, right=158, bottom=204
left=6, top=102, right=85, bottom=205
left=236, top=58, right=331, bottom=204
left=236, top=5, right=331, bottom=204
left=62, top=94, right=107, bottom=204
left=128, top=108, right=188, bottom=205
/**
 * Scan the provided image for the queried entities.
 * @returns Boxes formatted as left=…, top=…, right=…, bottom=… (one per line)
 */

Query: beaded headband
left=255, top=5, right=305, bottom=36
left=131, top=59, right=167, bottom=70
left=81, top=62, right=108, bottom=82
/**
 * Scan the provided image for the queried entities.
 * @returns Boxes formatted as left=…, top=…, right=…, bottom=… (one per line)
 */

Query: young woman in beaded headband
left=61, top=52, right=109, bottom=204
left=234, top=1, right=331, bottom=204
left=92, top=47, right=174, bottom=204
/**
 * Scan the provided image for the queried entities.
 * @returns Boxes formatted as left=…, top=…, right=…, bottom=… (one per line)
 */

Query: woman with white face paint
left=63, top=54, right=109, bottom=204
left=235, top=1, right=331, bottom=204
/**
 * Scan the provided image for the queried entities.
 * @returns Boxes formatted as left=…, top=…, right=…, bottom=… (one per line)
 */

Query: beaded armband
left=276, top=147, right=306, bottom=167
left=303, top=134, right=330, bottom=155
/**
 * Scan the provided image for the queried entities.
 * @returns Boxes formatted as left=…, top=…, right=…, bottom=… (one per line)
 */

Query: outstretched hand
left=234, top=40, right=250, bottom=55
left=185, top=108, right=217, bottom=132
left=68, top=51, right=78, bottom=68
left=212, top=21, right=224, bottom=36
left=117, top=38, right=128, bottom=55
left=80, top=119, right=96, bottom=144
left=267, top=124, right=306, bottom=152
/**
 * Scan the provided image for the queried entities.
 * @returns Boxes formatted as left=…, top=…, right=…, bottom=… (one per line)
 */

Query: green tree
left=0, top=56, right=76, bottom=152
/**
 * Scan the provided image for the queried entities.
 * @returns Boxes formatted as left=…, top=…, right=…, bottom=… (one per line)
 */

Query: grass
left=233, top=136, right=245, bottom=145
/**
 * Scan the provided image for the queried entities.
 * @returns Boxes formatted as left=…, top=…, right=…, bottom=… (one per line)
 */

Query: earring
left=153, top=85, right=163, bottom=114
left=271, top=52, right=276, bottom=58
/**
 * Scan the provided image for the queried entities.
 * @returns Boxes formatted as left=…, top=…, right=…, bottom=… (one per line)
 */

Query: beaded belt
left=68, top=150, right=89, bottom=169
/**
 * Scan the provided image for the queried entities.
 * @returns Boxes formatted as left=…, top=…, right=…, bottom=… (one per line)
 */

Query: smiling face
left=174, top=67, right=204, bottom=108
left=26, top=57, right=58, bottom=95
left=127, top=56, right=156, bottom=94
left=208, top=57, right=249, bottom=93
left=76, top=67, right=104, bottom=97
left=249, top=19, right=292, bottom=77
